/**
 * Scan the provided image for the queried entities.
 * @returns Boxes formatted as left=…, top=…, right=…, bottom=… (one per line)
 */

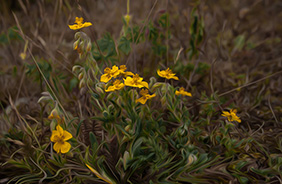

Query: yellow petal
left=82, top=22, right=92, bottom=28
left=184, top=91, right=192, bottom=96
left=149, top=94, right=156, bottom=99
left=157, top=69, right=165, bottom=78
left=56, top=125, right=64, bottom=135
left=100, top=74, right=111, bottom=83
left=230, top=109, right=237, bottom=114
left=50, top=131, right=60, bottom=142
left=105, top=85, right=116, bottom=92
left=119, top=65, right=127, bottom=71
left=63, top=130, right=73, bottom=141
left=60, top=142, right=71, bottom=153
left=124, top=77, right=133, bottom=86
left=140, top=81, right=149, bottom=88
left=171, top=75, right=179, bottom=80
left=221, top=111, right=230, bottom=117
left=104, top=67, right=111, bottom=74
left=116, top=83, right=125, bottom=90
left=68, top=24, right=80, bottom=30
left=136, top=97, right=147, bottom=104
left=124, top=71, right=134, bottom=76
left=140, top=89, right=148, bottom=96
left=53, top=142, right=62, bottom=153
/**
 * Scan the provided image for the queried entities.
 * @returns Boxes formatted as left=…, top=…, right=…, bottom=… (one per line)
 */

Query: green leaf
left=97, top=33, right=117, bottom=58
left=0, top=32, right=8, bottom=44
left=8, top=26, right=23, bottom=41
left=234, top=35, right=245, bottom=51
left=118, top=36, right=131, bottom=54
left=89, top=132, right=98, bottom=149
left=69, top=77, right=78, bottom=91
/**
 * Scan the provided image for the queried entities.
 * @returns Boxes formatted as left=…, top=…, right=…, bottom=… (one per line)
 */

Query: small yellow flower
left=157, top=68, right=179, bottom=80
left=48, top=109, right=65, bottom=124
left=68, top=17, right=92, bottom=30
left=50, top=125, right=72, bottom=154
left=100, top=65, right=120, bottom=83
left=124, top=74, right=149, bottom=88
left=118, top=65, right=134, bottom=77
left=124, top=14, right=132, bottom=25
left=222, top=109, right=241, bottom=123
left=136, top=89, right=156, bottom=104
left=20, top=52, right=26, bottom=60
left=175, top=87, right=192, bottom=97
left=105, top=79, right=125, bottom=92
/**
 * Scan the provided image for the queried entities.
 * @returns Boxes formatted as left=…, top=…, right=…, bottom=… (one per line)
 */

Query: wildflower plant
left=1, top=2, right=281, bottom=184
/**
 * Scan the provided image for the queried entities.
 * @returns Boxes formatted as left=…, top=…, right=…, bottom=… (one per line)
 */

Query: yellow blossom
left=118, top=65, right=134, bottom=77
left=124, top=14, right=131, bottom=25
left=50, top=125, right=72, bottom=154
left=105, top=79, right=125, bottom=92
left=157, top=68, right=179, bottom=80
left=100, top=65, right=120, bottom=83
left=175, top=87, right=192, bottom=97
left=68, top=17, right=92, bottom=30
left=136, top=89, right=156, bottom=104
left=222, top=109, right=241, bottom=123
left=124, top=74, right=149, bottom=88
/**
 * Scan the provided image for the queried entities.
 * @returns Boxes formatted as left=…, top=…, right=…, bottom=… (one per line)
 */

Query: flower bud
left=79, top=80, right=85, bottom=89
left=78, top=72, right=84, bottom=80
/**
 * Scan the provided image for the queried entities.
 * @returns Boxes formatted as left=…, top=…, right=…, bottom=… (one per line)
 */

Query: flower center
left=57, top=135, right=65, bottom=144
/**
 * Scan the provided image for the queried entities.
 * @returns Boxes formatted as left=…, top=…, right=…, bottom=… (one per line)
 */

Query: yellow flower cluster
left=221, top=109, right=241, bottom=123
left=68, top=17, right=92, bottom=30
left=100, top=65, right=148, bottom=89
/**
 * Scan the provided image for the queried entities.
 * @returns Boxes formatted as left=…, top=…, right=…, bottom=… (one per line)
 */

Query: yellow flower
left=118, top=65, right=134, bottom=77
left=175, top=87, right=192, bottom=97
left=50, top=125, right=72, bottom=154
left=100, top=65, right=120, bottom=83
left=48, top=109, right=65, bottom=124
left=68, top=17, right=92, bottom=30
left=124, top=74, right=149, bottom=88
left=221, top=109, right=241, bottom=123
left=157, top=68, right=179, bottom=80
left=124, top=14, right=132, bottom=25
left=136, top=89, right=156, bottom=104
left=105, top=79, right=125, bottom=92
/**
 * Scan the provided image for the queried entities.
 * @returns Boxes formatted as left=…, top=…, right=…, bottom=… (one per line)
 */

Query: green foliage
left=0, top=26, right=23, bottom=45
